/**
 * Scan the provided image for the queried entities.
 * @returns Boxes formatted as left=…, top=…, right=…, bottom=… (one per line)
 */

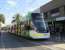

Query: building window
left=44, top=12, right=48, bottom=18
left=50, top=8, right=60, bottom=17
left=50, top=8, right=59, bottom=14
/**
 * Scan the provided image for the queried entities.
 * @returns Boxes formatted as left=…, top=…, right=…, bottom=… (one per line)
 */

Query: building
left=40, top=0, right=65, bottom=41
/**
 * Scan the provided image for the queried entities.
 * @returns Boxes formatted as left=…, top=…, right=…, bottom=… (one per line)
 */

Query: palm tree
left=13, top=14, right=21, bottom=35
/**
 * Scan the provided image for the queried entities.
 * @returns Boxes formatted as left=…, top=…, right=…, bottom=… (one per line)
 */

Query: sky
left=0, top=0, right=51, bottom=26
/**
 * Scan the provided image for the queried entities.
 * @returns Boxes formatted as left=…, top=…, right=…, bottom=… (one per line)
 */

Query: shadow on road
left=0, top=32, right=65, bottom=49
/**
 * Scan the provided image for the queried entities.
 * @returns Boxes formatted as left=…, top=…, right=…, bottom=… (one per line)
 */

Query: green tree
left=0, top=14, right=5, bottom=27
left=0, top=14, right=5, bottom=32
left=26, top=12, right=32, bottom=21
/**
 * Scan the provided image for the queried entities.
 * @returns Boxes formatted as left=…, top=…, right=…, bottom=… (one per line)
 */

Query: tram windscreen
left=31, top=13, right=49, bottom=33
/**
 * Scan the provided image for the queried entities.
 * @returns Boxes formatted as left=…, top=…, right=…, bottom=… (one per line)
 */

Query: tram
left=9, top=13, right=50, bottom=39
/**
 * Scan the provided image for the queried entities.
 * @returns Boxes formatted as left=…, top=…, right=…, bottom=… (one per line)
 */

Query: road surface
left=0, top=32, right=65, bottom=50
